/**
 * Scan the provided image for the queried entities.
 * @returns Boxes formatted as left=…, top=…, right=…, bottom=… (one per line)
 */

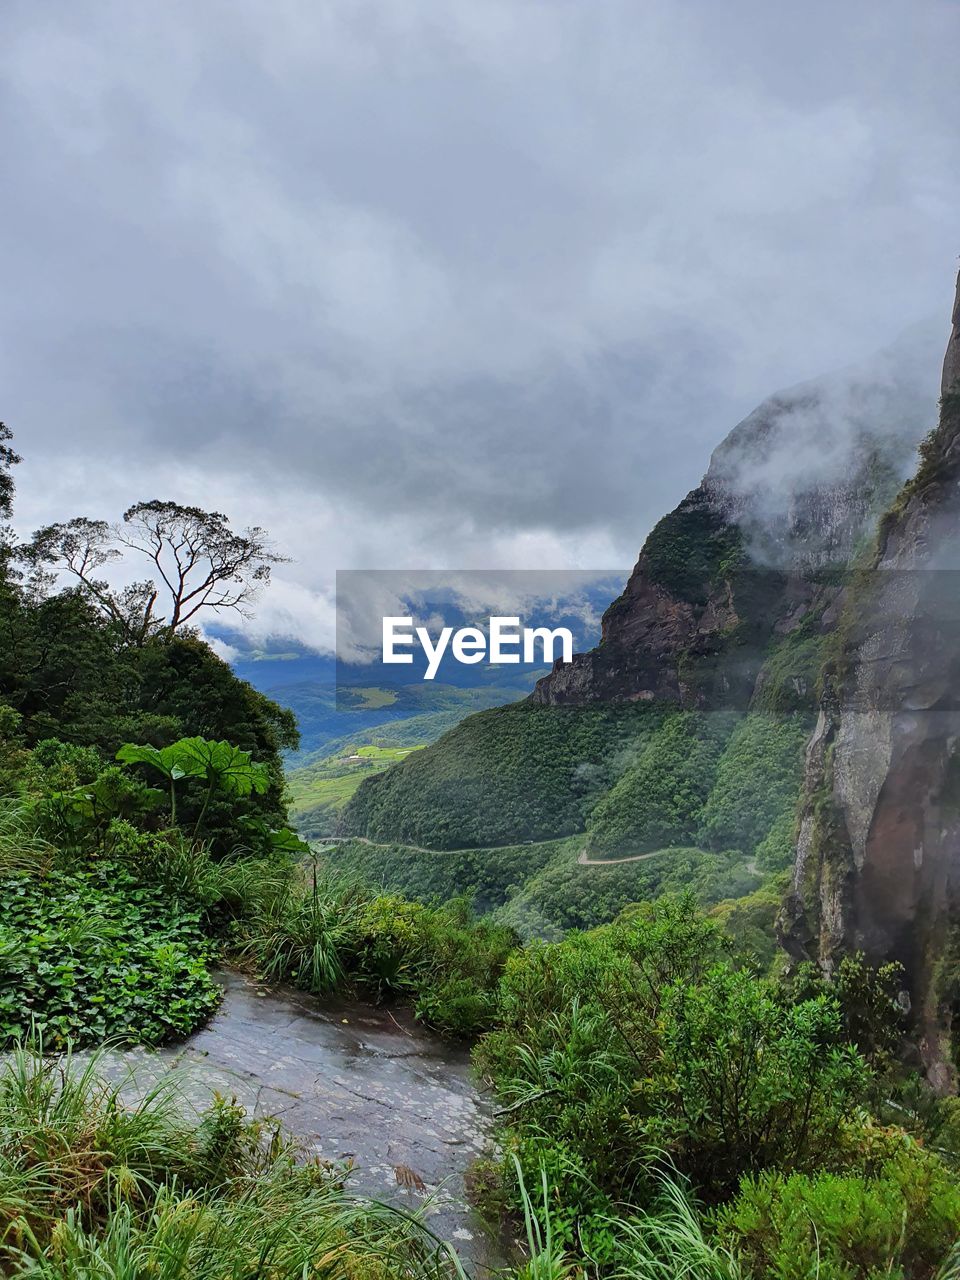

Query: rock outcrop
left=784, top=271, right=960, bottom=1090
left=533, top=324, right=941, bottom=710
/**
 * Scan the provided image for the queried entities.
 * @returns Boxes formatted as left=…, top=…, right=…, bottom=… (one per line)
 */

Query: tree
left=23, top=500, right=286, bottom=643
left=0, top=423, right=19, bottom=522
left=0, top=424, right=21, bottom=587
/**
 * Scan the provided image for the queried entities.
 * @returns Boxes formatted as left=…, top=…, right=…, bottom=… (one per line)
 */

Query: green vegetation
left=323, top=836, right=760, bottom=939
left=340, top=673, right=809, bottom=873
left=348, top=686, right=399, bottom=710
left=280, top=678, right=530, bottom=767
left=0, top=860, right=218, bottom=1046
left=288, top=743, right=425, bottom=839
left=0, top=1043, right=465, bottom=1279
left=636, top=493, right=743, bottom=605
left=342, top=701, right=666, bottom=849
left=323, top=835, right=565, bottom=917
left=751, top=610, right=827, bottom=716
left=497, top=844, right=758, bottom=936
left=697, top=712, right=809, bottom=861
left=472, top=896, right=960, bottom=1279
left=238, top=865, right=517, bottom=1036
left=8, top=420, right=960, bottom=1277
left=586, top=711, right=737, bottom=854
left=0, top=431, right=516, bottom=1049
left=335, top=706, right=808, bottom=936
left=716, top=1158, right=960, bottom=1280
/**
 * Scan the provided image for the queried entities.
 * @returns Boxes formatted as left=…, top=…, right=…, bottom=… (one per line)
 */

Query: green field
left=287, top=742, right=424, bottom=837
left=346, top=686, right=398, bottom=710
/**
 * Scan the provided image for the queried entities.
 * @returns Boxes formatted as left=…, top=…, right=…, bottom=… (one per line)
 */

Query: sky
left=2, top=0, right=959, bottom=654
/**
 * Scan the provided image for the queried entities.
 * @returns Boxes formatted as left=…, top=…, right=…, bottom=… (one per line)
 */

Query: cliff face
left=533, top=325, right=940, bottom=710
left=785, top=273, right=960, bottom=1090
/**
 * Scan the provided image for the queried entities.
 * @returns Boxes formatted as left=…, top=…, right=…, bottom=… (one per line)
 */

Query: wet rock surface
left=100, top=969, right=511, bottom=1272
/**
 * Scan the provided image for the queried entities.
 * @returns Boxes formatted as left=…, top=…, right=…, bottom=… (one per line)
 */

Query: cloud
left=1, top=0, right=958, bottom=649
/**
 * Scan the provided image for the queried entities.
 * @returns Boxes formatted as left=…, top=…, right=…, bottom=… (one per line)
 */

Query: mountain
left=212, top=632, right=546, bottom=764
left=533, top=321, right=940, bottom=709
left=341, top=322, right=942, bottom=857
left=783, top=273, right=960, bottom=1091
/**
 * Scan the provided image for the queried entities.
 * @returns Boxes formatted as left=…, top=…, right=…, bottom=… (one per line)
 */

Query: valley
left=3, top=277, right=960, bottom=1279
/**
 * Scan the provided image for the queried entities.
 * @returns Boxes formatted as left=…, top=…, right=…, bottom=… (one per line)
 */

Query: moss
left=752, top=611, right=827, bottom=717
left=641, top=494, right=743, bottom=605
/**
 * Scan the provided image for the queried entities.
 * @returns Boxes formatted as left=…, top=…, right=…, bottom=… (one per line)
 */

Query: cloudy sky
left=2, top=0, right=958, bottom=652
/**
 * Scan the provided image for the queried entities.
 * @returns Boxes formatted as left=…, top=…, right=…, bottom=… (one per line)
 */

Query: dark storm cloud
left=1, top=0, right=958, bottom=647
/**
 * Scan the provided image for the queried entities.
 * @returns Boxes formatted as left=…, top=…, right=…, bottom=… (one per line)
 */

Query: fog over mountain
left=2, top=0, right=959, bottom=652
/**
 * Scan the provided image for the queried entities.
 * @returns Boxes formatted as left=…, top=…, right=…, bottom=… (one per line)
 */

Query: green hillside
left=340, top=701, right=669, bottom=849
left=340, top=695, right=809, bottom=870
left=322, top=835, right=762, bottom=939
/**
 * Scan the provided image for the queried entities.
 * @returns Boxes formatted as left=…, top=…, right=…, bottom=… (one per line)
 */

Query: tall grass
left=509, top=1160, right=742, bottom=1280
left=0, top=1039, right=199, bottom=1243
left=606, top=1179, right=742, bottom=1280
left=511, top=1157, right=579, bottom=1280
left=10, top=1175, right=468, bottom=1280
left=0, top=1042, right=467, bottom=1279
left=0, top=798, right=52, bottom=875
left=236, top=866, right=366, bottom=994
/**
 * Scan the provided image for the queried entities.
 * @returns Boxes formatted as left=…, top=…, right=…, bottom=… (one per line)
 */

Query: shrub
left=716, top=1146, right=960, bottom=1280
left=477, top=897, right=870, bottom=1217
left=631, top=967, right=867, bottom=1195
left=237, top=872, right=516, bottom=1037
left=786, top=952, right=906, bottom=1077
left=0, top=863, right=219, bottom=1047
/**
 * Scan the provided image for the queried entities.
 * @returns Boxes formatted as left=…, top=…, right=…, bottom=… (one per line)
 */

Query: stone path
left=97, top=969, right=512, bottom=1272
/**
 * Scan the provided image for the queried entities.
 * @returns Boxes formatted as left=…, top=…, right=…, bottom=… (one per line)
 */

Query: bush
left=633, top=967, right=867, bottom=1195
left=0, top=863, right=220, bottom=1047
left=477, top=898, right=870, bottom=1213
left=716, top=1147, right=960, bottom=1280
left=237, top=870, right=517, bottom=1037
left=786, top=952, right=906, bottom=1077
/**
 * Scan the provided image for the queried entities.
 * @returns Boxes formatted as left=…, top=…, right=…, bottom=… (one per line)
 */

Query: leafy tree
left=0, top=423, right=18, bottom=521
left=23, top=500, right=286, bottom=643
left=0, top=423, right=21, bottom=590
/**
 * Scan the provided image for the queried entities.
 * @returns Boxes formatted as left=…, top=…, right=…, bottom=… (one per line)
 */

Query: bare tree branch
left=21, top=500, right=287, bottom=644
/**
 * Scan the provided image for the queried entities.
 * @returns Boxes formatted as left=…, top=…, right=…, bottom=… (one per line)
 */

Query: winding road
left=316, top=834, right=684, bottom=868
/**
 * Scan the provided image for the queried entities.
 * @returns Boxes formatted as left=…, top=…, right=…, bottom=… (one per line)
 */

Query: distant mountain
left=208, top=576, right=621, bottom=761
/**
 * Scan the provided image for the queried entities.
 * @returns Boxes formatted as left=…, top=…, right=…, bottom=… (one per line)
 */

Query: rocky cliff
left=533, top=325, right=941, bottom=711
left=784, top=273, right=960, bottom=1090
